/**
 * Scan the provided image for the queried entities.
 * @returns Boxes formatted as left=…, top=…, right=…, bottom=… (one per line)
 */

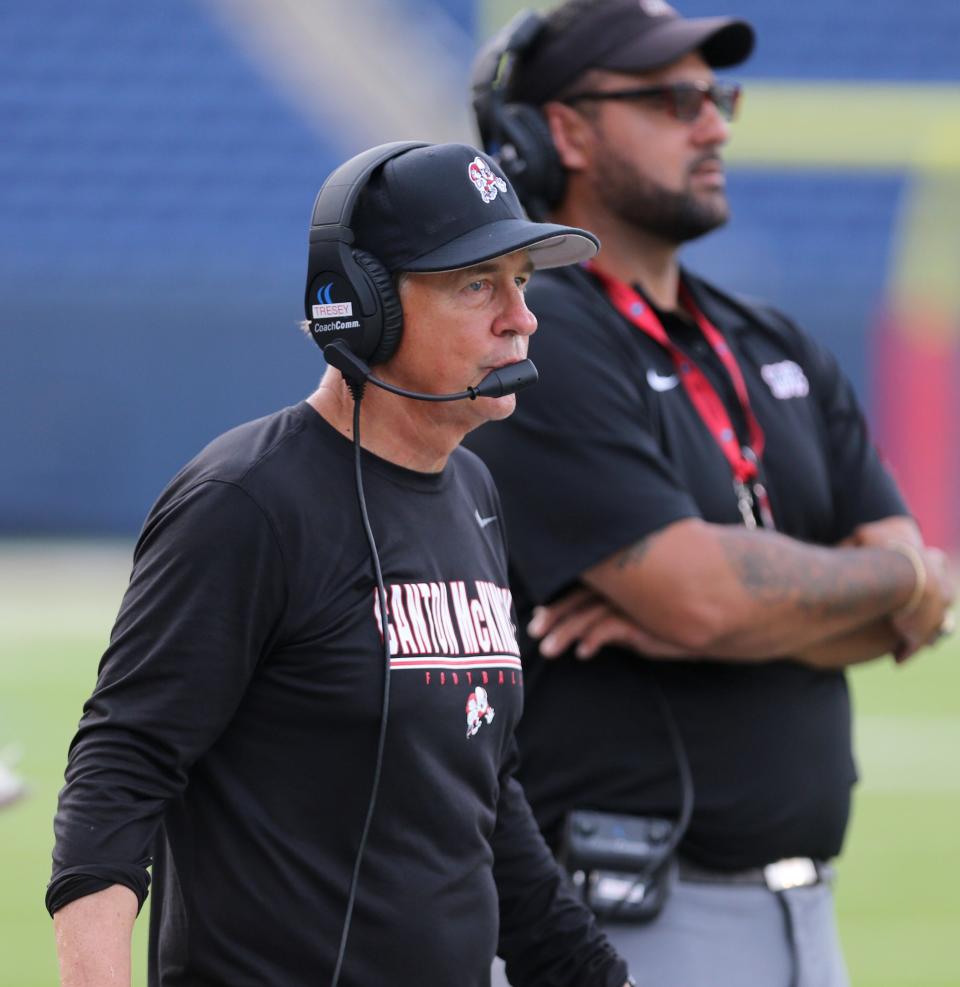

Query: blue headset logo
left=312, top=280, right=354, bottom=319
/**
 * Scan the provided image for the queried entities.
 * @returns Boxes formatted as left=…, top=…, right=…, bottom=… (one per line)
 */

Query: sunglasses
left=563, top=81, right=742, bottom=123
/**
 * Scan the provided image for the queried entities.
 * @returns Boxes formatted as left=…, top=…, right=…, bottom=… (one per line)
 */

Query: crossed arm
left=531, top=515, right=954, bottom=669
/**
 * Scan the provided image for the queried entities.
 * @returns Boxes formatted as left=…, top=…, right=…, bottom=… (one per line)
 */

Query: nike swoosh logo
left=475, top=509, right=498, bottom=529
left=647, top=368, right=679, bottom=392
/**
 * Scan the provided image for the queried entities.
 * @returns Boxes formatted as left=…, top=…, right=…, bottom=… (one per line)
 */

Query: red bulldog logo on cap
left=468, top=156, right=508, bottom=204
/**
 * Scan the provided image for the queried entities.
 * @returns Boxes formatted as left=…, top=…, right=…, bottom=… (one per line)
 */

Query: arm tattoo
left=718, top=529, right=910, bottom=621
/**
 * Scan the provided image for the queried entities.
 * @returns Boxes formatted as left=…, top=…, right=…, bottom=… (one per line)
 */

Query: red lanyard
left=586, top=261, right=773, bottom=529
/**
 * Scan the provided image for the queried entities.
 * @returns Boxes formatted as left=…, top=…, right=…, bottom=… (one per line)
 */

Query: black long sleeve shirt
left=48, top=402, right=627, bottom=987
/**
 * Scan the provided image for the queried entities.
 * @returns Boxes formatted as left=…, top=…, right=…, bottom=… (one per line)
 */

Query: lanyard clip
left=736, top=447, right=775, bottom=530
left=734, top=479, right=775, bottom=531
left=734, top=480, right=757, bottom=530
left=753, top=482, right=775, bottom=530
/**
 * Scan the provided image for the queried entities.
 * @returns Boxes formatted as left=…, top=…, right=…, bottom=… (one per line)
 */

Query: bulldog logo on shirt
left=465, top=686, right=495, bottom=738
left=761, top=360, right=810, bottom=400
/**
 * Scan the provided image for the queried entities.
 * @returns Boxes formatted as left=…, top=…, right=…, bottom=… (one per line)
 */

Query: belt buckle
left=763, top=857, right=818, bottom=892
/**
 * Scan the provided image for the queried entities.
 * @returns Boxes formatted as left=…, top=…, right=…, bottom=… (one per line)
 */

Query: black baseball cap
left=510, top=0, right=755, bottom=106
left=352, top=143, right=598, bottom=273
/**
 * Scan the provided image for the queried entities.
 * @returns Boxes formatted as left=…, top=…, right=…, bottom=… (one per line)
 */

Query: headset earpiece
left=352, top=249, right=403, bottom=365
left=471, top=11, right=565, bottom=220
left=495, top=104, right=565, bottom=221
left=304, top=141, right=428, bottom=366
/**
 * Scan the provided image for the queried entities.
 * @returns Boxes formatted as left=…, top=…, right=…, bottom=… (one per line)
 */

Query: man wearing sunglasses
left=468, top=2, right=954, bottom=986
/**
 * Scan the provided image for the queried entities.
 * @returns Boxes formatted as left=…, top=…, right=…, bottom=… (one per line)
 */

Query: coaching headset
left=471, top=11, right=564, bottom=222
left=304, top=140, right=426, bottom=368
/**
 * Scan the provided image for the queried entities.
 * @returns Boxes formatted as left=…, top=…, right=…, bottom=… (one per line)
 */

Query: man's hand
left=889, top=545, right=955, bottom=662
left=838, top=516, right=955, bottom=663
left=528, top=587, right=692, bottom=660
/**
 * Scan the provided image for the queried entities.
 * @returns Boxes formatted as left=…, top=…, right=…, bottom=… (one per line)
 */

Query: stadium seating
left=1, top=0, right=957, bottom=533
left=679, top=0, right=960, bottom=80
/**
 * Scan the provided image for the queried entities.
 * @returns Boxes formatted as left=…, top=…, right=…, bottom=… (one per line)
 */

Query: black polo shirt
left=466, top=263, right=907, bottom=870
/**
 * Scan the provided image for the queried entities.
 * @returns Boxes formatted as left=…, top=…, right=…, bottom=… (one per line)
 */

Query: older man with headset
left=47, top=141, right=636, bottom=987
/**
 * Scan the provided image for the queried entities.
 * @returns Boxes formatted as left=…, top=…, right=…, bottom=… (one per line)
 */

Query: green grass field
left=2, top=542, right=958, bottom=986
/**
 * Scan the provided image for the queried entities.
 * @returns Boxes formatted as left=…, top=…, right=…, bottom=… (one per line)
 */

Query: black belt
left=677, top=856, right=833, bottom=892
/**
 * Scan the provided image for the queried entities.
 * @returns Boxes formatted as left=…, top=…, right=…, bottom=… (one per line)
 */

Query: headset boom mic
left=323, top=341, right=538, bottom=402
left=471, top=359, right=538, bottom=398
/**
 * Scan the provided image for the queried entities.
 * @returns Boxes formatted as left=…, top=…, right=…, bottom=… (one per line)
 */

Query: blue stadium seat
left=679, top=0, right=960, bottom=79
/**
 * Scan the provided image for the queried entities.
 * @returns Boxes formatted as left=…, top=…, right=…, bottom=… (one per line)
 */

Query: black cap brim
left=600, top=17, right=755, bottom=73
left=400, top=219, right=599, bottom=273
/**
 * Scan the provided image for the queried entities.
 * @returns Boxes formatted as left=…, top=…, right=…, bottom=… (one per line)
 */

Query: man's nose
left=692, top=96, right=730, bottom=145
left=495, top=287, right=538, bottom=337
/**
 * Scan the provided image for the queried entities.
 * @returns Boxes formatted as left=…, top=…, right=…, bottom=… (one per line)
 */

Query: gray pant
left=493, top=872, right=849, bottom=987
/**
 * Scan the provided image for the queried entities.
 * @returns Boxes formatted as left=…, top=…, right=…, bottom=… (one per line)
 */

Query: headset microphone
left=470, top=359, right=539, bottom=398
left=322, top=339, right=538, bottom=401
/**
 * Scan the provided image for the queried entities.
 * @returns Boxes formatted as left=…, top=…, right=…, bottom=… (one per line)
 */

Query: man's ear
left=542, top=101, right=594, bottom=173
